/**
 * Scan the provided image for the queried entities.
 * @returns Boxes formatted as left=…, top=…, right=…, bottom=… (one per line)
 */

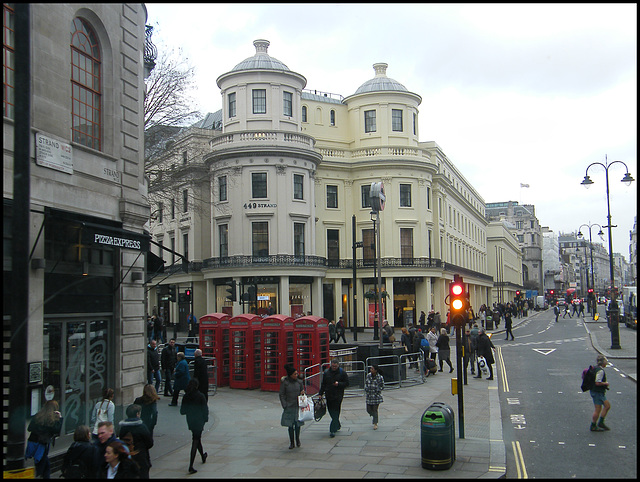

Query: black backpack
left=581, top=365, right=597, bottom=392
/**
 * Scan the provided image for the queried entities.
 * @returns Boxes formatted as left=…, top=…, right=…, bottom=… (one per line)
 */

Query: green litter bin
left=421, top=402, right=455, bottom=470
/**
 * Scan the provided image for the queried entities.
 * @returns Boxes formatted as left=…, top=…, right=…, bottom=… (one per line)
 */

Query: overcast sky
left=146, top=3, right=637, bottom=258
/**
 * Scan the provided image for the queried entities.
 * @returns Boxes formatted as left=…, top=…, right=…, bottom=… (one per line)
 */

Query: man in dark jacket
left=474, top=328, right=496, bottom=380
left=94, top=421, right=129, bottom=474
left=147, top=340, right=161, bottom=392
left=318, top=359, right=349, bottom=437
left=161, top=338, right=177, bottom=396
left=192, top=349, right=209, bottom=401
left=118, top=404, right=154, bottom=478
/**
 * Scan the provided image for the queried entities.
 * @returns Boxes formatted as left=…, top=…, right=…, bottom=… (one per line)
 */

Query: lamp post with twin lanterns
left=580, top=156, right=634, bottom=349
left=577, top=223, right=604, bottom=319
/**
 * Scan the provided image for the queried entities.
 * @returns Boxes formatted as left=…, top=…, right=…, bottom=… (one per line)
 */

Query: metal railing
left=365, top=354, right=402, bottom=390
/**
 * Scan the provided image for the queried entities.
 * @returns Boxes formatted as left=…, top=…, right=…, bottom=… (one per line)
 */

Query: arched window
left=301, top=105, right=307, bottom=123
left=330, top=109, right=335, bottom=126
left=71, top=17, right=101, bottom=150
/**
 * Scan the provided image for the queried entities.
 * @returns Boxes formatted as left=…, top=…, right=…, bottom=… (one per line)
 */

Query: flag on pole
left=520, top=183, right=530, bottom=188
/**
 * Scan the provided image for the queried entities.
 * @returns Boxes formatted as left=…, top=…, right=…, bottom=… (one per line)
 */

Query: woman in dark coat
left=100, top=440, right=140, bottom=479
left=133, top=384, right=160, bottom=436
left=61, top=425, right=99, bottom=479
left=435, top=328, right=454, bottom=373
left=180, top=378, right=208, bottom=474
left=475, top=327, right=496, bottom=380
left=170, top=352, right=190, bottom=406
left=279, top=364, right=305, bottom=449
left=26, top=400, right=63, bottom=479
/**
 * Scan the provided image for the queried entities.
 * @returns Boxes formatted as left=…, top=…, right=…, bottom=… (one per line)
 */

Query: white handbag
left=477, top=356, right=489, bottom=376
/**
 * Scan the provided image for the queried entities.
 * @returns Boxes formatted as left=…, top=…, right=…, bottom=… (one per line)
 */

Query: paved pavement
left=49, top=308, right=635, bottom=478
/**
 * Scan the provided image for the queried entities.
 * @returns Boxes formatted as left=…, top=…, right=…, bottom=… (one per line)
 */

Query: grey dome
left=231, top=39, right=290, bottom=72
left=354, top=63, right=408, bottom=94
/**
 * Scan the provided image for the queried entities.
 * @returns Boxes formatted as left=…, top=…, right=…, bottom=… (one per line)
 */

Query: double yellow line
left=512, top=441, right=528, bottom=478
left=496, top=347, right=528, bottom=478
left=496, top=346, right=509, bottom=392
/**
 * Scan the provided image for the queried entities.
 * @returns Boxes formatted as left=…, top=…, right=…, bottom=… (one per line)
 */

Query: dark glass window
left=71, top=17, right=101, bottom=150
left=294, top=223, right=305, bottom=257
left=219, top=176, right=227, bottom=202
left=252, top=172, right=267, bottom=198
left=327, top=229, right=339, bottom=267
left=283, top=91, right=293, bottom=116
left=326, top=185, right=338, bottom=209
left=330, top=109, right=336, bottom=126
left=392, top=109, right=403, bottom=131
left=228, top=92, right=236, bottom=117
left=361, top=185, right=371, bottom=209
left=364, top=110, right=376, bottom=133
left=293, top=174, right=304, bottom=200
left=219, top=224, right=228, bottom=258
left=3, top=4, right=15, bottom=119
left=302, top=105, right=307, bottom=122
left=401, top=228, right=413, bottom=265
left=252, top=89, right=266, bottom=114
left=252, top=222, right=269, bottom=257
left=400, top=184, right=412, bottom=207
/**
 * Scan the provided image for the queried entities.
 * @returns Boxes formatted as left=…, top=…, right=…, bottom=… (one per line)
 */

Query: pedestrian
left=160, top=338, right=177, bottom=397
left=590, top=354, right=611, bottom=431
left=364, top=365, right=384, bottom=430
left=400, top=327, right=412, bottom=355
left=474, top=327, right=495, bottom=380
left=381, top=319, right=394, bottom=343
left=170, top=352, right=190, bottom=406
left=578, top=299, right=585, bottom=318
left=554, top=303, right=560, bottom=322
left=335, top=317, right=347, bottom=343
left=187, top=312, right=198, bottom=342
left=435, top=328, right=454, bottom=373
left=469, top=323, right=479, bottom=375
left=118, top=404, right=153, bottom=479
left=419, top=310, right=426, bottom=332
left=411, top=327, right=423, bottom=369
left=328, top=320, right=337, bottom=343
left=25, top=400, right=63, bottom=479
left=91, top=387, right=115, bottom=441
left=147, top=316, right=155, bottom=343
left=180, top=379, right=209, bottom=474
left=133, top=384, right=160, bottom=437
left=153, top=314, right=165, bottom=344
left=462, top=327, right=473, bottom=376
left=318, top=358, right=350, bottom=438
left=147, top=340, right=162, bottom=393
left=61, top=425, right=99, bottom=479
left=426, top=326, right=439, bottom=363
left=571, top=299, right=579, bottom=317
left=94, top=421, right=129, bottom=473
left=504, top=310, right=514, bottom=340
left=279, top=363, right=305, bottom=449
left=100, top=441, right=140, bottom=479
left=193, top=349, right=210, bottom=401
left=563, top=302, right=572, bottom=318
left=493, top=307, right=501, bottom=328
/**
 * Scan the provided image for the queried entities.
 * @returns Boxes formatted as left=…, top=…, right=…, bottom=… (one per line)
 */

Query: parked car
left=557, top=299, right=566, bottom=306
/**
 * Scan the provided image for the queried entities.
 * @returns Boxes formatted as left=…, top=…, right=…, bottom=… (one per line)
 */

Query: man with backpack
left=589, top=354, right=611, bottom=431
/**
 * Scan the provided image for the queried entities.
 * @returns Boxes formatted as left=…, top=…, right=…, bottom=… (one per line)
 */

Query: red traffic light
left=449, top=279, right=465, bottom=313
left=550, top=290, right=554, bottom=295
left=186, top=289, right=191, bottom=296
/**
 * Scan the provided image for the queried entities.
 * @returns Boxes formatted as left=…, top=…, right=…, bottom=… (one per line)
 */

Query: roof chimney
left=373, top=62, right=388, bottom=77
left=253, top=39, right=270, bottom=54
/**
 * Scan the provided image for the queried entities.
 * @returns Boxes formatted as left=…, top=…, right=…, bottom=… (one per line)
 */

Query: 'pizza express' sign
left=82, top=226, right=149, bottom=252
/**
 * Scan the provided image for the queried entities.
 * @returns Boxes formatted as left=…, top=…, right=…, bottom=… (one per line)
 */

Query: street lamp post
left=577, top=223, right=604, bottom=319
left=580, top=155, right=635, bottom=349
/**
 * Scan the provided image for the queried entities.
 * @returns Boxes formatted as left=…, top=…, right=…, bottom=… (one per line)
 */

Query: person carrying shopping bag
left=279, top=364, right=305, bottom=449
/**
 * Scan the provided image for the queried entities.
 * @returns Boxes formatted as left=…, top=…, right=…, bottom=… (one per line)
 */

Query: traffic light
left=515, top=290, right=521, bottom=301
left=550, top=290, right=554, bottom=295
left=168, top=285, right=176, bottom=302
left=248, top=285, right=257, bottom=302
left=225, top=280, right=237, bottom=302
left=449, top=275, right=466, bottom=326
left=178, top=292, right=187, bottom=303
left=185, top=288, right=192, bottom=302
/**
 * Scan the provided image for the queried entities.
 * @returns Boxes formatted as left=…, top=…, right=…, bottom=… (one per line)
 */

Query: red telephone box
left=261, top=314, right=294, bottom=392
left=198, top=313, right=230, bottom=387
left=293, top=315, right=330, bottom=376
left=229, top=314, right=262, bottom=389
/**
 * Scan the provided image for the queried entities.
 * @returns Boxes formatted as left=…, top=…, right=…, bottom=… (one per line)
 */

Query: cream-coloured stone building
left=147, top=39, right=494, bottom=333
left=486, top=221, right=524, bottom=304
left=3, top=4, right=150, bottom=464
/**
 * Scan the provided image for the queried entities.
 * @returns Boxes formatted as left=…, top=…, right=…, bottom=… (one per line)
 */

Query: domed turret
left=231, top=39, right=290, bottom=72
left=353, top=63, right=408, bottom=94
